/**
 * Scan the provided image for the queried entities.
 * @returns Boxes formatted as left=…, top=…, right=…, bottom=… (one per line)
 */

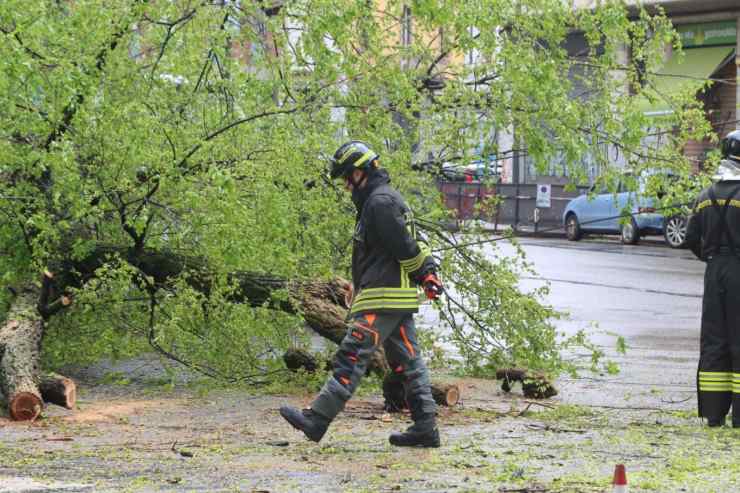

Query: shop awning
left=639, top=46, right=735, bottom=116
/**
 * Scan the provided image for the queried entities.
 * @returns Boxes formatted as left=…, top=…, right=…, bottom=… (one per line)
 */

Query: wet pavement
left=494, top=236, right=704, bottom=409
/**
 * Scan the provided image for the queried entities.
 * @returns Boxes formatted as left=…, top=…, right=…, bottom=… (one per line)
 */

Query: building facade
left=564, top=0, right=740, bottom=178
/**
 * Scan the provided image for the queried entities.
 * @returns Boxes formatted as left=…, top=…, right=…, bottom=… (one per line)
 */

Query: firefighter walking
left=279, top=141, right=443, bottom=447
left=685, top=130, right=740, bottom=428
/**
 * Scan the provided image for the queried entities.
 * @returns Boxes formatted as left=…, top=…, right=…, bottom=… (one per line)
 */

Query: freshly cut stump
left=39, top=374, right=77, bottom=409
left=431, top=383, right=460, bottom=407
left=8, top=391, right=43, bottom=421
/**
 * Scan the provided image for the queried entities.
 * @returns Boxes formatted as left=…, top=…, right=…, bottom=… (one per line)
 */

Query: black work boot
left=279, top=406, right=330, bottom=442
left=389, top=418, right=440, bottom=448
left=707, top=416, right=726, bottom=428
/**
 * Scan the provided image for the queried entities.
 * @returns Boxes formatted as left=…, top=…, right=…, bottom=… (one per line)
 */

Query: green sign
left=676, top=21, right=737, bottom=48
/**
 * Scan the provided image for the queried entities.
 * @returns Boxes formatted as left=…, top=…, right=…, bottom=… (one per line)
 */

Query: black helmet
left=720, top=130, right=740, bottom=164
left=329, top=141, right=378, bottom=179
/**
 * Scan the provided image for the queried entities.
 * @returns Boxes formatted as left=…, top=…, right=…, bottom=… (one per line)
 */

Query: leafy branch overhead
left=0, top=0, right=706, bottom=383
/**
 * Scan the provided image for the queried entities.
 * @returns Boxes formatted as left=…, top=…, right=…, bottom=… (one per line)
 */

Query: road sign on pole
left=536, top=184, right=551, bottom=208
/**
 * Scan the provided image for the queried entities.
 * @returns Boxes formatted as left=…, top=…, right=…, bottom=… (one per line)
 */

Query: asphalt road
left=495, top=236, right=705, bottom=409
left=510, top=236, right=703, bottom=345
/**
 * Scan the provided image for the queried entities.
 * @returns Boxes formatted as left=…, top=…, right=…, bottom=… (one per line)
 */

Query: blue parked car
left=563, top=176, right=674, bottom=245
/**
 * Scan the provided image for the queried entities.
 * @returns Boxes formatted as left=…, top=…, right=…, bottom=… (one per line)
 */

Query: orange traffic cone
left=612, top=464, right=628, bottom=493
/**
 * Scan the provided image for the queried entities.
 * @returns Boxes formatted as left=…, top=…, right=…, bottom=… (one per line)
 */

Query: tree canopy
left=0, top=0, right=710, bottom=380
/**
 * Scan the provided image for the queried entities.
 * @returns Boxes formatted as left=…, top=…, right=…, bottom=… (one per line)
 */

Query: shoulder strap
left=708, top=184, right=740, bottom=252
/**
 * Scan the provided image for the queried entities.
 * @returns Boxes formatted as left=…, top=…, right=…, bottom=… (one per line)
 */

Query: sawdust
left=62, top=398, right=183, bottom=423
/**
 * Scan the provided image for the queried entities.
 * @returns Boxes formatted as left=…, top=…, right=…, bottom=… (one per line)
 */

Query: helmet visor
left=722, top=136, right=740, bottom=162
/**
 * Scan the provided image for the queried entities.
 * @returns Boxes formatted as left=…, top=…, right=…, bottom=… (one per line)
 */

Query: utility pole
left=513, top=139, right=520, bottom=232
left=736, top=17, right=740, bottom=130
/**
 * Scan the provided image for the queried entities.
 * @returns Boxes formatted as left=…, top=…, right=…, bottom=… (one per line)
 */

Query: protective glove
left=421, top=273, right=443, bottom=300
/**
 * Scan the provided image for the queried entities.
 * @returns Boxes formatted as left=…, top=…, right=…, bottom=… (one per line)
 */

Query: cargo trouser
left=697, top=255, right=740, bottom=426
left=311, top=311, right=437, bottom=423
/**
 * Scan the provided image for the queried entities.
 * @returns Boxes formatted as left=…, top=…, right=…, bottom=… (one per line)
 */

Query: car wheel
left=664, top=215, right=687, bottom=249
left=565, top=213, right=582, bottom=241
left=620, top=217, right=640, bottom=245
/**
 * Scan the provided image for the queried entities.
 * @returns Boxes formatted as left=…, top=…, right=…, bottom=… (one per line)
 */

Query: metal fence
left=437, top=181, right=589, bottom=232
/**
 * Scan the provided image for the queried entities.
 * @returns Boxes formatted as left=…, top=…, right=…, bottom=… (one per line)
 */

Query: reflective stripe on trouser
left=311, top=312, right=436, bottom=422
left=697, top=256, right=740, bottom=424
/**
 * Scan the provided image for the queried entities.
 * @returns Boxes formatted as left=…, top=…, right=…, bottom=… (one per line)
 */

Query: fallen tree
left=1, top=248, right=389, bottom=420
left=0, top=274, right=76, bottom=420
left=0, top=1, right=685, bottom=421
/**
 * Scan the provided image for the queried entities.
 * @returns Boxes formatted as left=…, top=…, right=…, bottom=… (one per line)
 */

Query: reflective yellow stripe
left=353, top=296, right=418, bottom=304
left=350, top=288, right=421, bottom=314
left=338, top=145, right=358, bottom=164
left=696, top=199, right=740, bottom=211
left=399, top=246, right=431, bottom=274
left=399, top=251, right=425, bottom=270
left=352, top=150, right=375, bottom=168
left=699, top=371, right=732, bottom=379
left=700, top=380, right=732, bottom=386
left=699, top=382, right=732, bottom=392
left=350, top=301, right=420, bottom=314
left=399, top=263, right=410, bottom=289
left=700, top=376, right=733, bottom=382
left=355, top=287, right=418, bottom=294
left=354, top=288, right=419, bottom=300
left=352, top=300, right=420, bottom=309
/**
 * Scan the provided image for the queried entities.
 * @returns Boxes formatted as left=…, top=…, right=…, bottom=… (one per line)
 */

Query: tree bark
left=0, top=288, right=44, bottom=421
left=39, top=373, right=76, bottom=409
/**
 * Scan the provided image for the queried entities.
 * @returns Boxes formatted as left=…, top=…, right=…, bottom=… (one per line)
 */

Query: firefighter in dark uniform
left=685, top=130, right=740, bottom=428
left=280, top=141, right=443, bottom=447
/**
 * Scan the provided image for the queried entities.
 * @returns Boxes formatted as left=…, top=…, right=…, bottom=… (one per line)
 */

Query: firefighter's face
left=344, top=169, right=366, bottom=191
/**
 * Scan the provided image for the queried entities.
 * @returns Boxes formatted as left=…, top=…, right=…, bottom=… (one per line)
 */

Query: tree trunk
left=0, top=288, right=44, bottom=421
left=39, top=373, right=76, bottom=409
left=65, top=248, right=391, bottom=375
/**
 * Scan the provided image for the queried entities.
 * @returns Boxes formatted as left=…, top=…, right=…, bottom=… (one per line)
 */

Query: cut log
left=431, top=383, right=460, bottom=407
left=0, top=288, right=44, bottom=421
left=383, top=373, right=461, bottom=411
left=496, top=368, right=557, bottom=399
left=39, top=373, right=76, bottom=409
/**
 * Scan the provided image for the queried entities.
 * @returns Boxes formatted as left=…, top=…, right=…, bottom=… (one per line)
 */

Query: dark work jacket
left=685, top=178, right=740, bottom=260
left=349, top=168, right=436, bottom=314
